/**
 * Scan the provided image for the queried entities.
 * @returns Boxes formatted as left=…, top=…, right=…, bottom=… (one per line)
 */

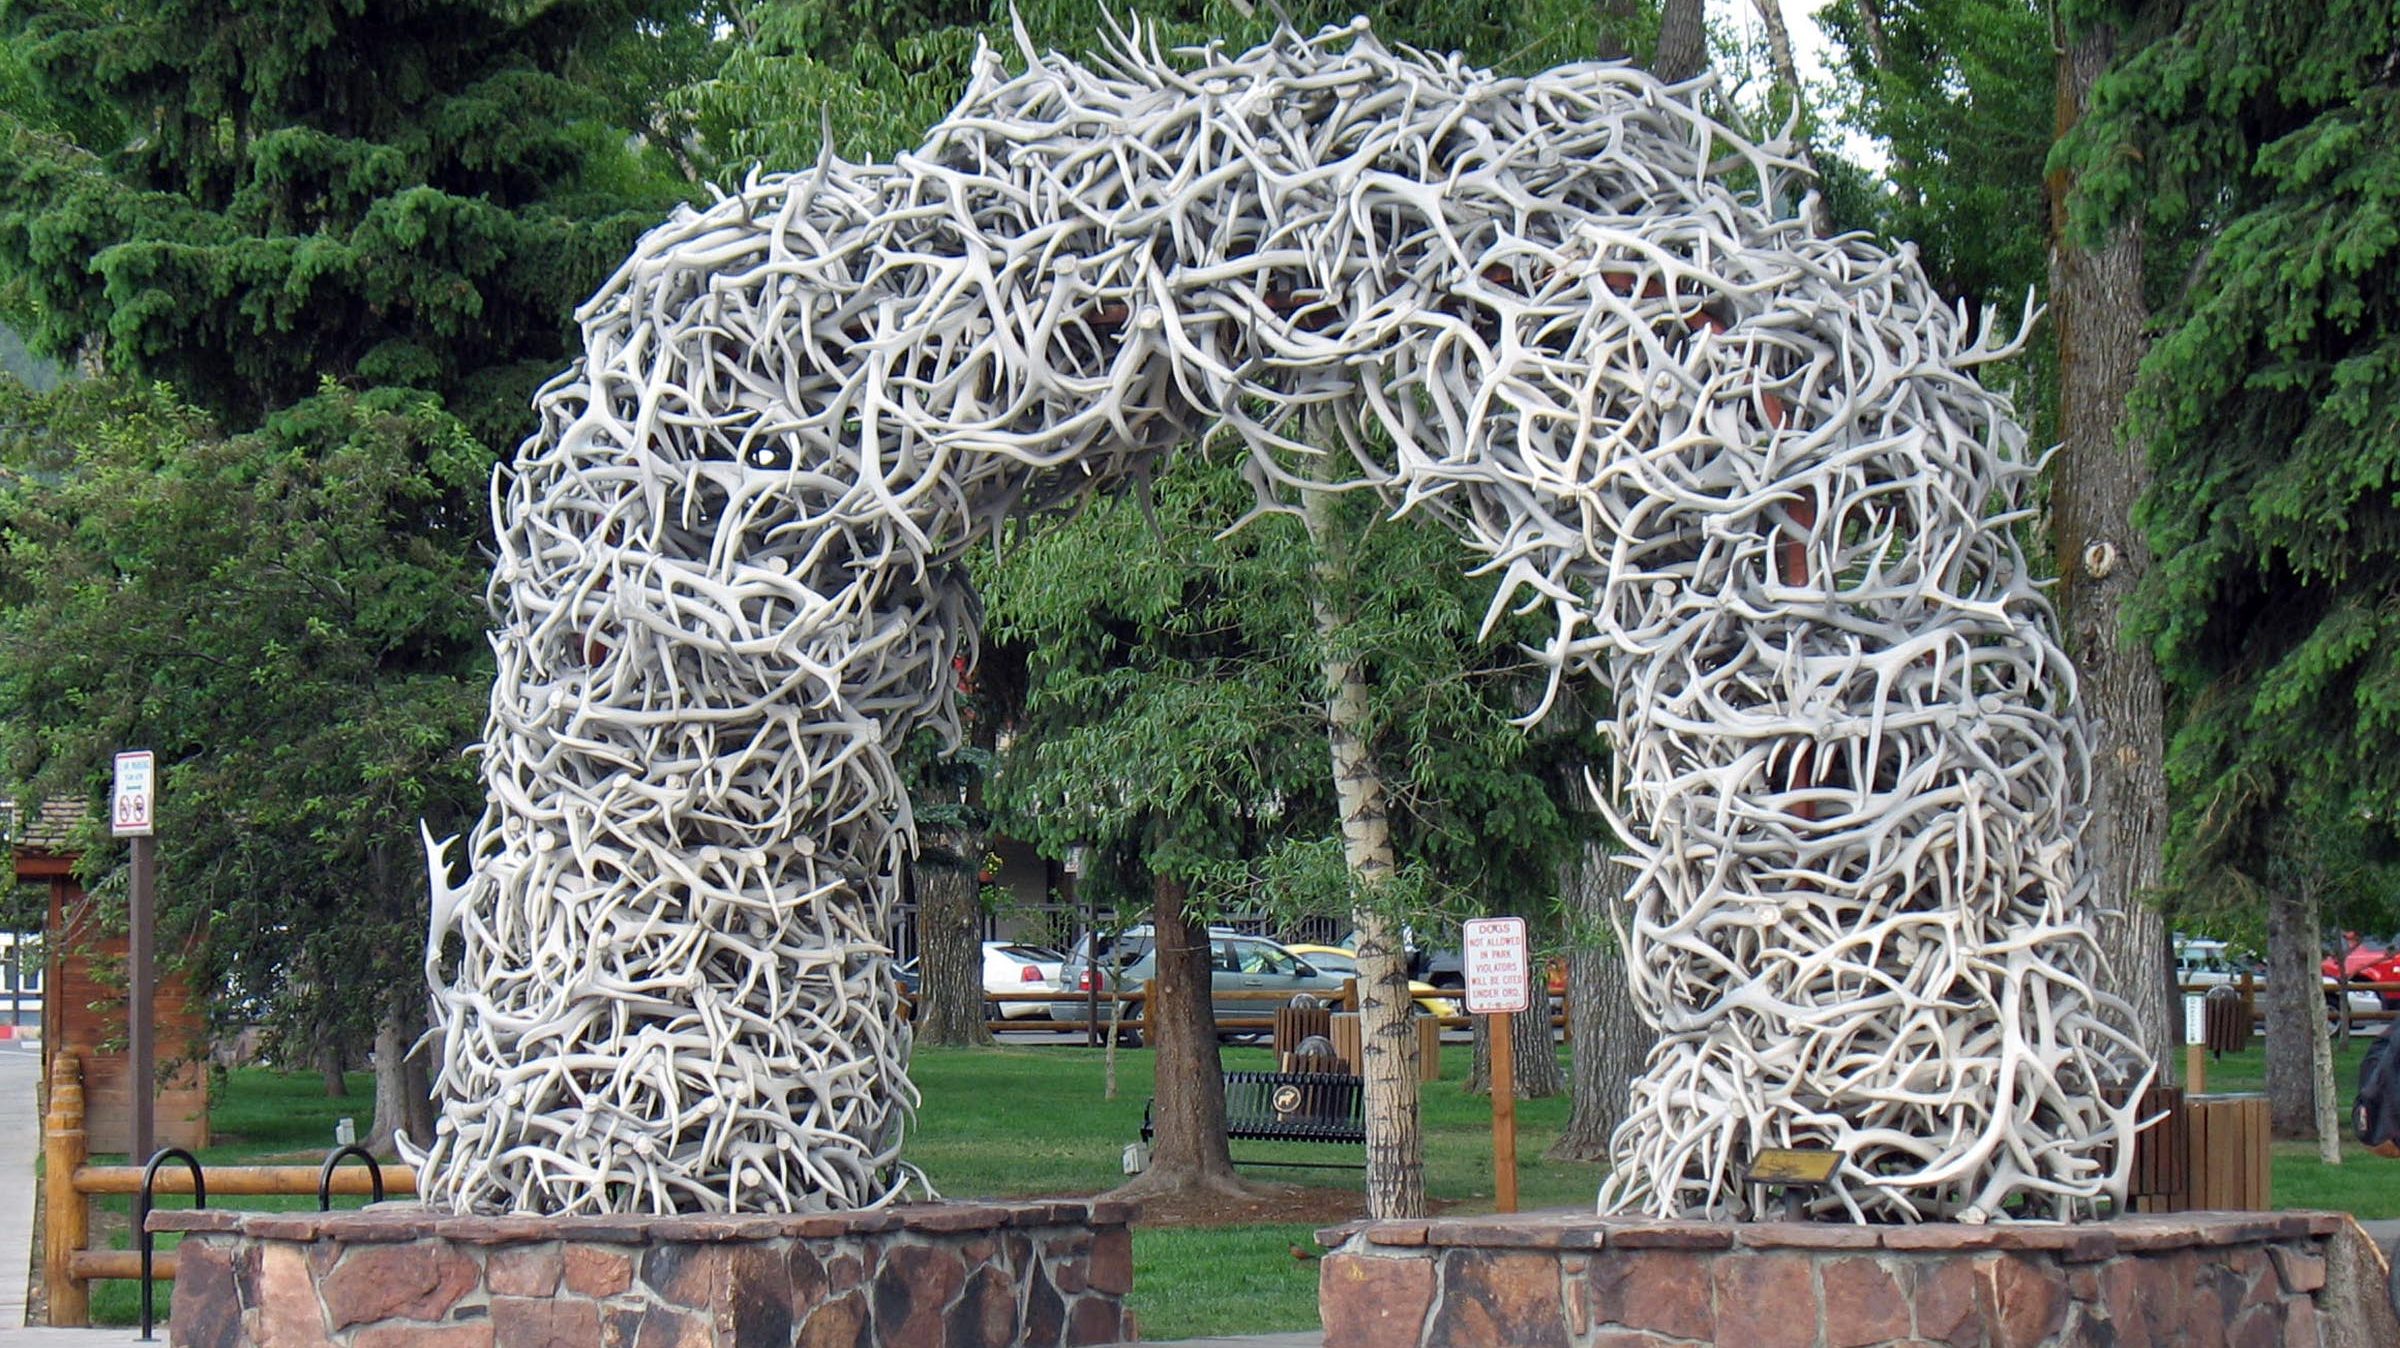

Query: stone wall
left=1317, top=1210, right=2399, bottom=1348
left=153, top=1199, right=1134, bottom=1348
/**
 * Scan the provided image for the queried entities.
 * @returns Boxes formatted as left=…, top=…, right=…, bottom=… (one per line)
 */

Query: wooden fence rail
left=39, top=1052, right=418, bottom=1327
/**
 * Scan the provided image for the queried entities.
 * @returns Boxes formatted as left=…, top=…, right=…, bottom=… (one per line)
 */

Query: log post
left=42, top=1051, right=89, bottom=1326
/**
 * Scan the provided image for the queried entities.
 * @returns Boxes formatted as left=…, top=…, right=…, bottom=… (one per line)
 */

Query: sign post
left=113, top=751, right=156, bottom=1174
left=2184, top=992, right=2206, bottom=1094
left=1463, top=916, right=1531, bottom=1213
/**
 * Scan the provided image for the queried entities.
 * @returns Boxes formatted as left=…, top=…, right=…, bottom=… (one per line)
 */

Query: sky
left=1710, top=0, right=1889, bottom=171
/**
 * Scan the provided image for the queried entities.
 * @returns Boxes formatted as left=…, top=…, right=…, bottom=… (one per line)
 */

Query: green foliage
left=0, top=0, right=708, bottom=449
left=0, top=376, right=492, bottom=1044
left=976, top=448, right=1601, bottom=932
left=678, top=0, right=1616, bottom=175
left=2062, top=1, right=2400, bottom=898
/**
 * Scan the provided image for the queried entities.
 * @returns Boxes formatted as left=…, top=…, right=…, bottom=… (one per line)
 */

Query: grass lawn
left=82, top=1036, right=2400, bottom=1338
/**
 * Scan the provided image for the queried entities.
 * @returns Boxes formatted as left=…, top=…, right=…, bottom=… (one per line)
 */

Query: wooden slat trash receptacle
left=2186, top=1093, right=2271, bottom=1210
left=1330, top=1013, right=1441, bottom=1082
left=1273, top=1005, right=1333, bottom=1062
left=2102, top=1082, right=2189, bottom=1213
left=2202, top=986, right=2248, bottom=1055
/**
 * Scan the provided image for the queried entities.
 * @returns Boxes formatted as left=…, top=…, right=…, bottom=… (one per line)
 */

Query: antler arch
left=414, top=18, right=2150, bottom=1222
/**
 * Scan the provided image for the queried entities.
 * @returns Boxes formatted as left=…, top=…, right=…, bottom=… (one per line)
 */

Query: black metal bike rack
left=137, top=1147, right=204, bottom=1342
left=318, top=1143, right=385, bottom=1209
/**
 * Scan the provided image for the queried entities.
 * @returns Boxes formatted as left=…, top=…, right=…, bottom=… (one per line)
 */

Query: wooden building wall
left=17, top=849, right=209, bottom=1153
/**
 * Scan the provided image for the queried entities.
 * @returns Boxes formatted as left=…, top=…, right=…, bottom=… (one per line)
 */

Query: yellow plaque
left=1747, top=1148, right=1843, bottom=1185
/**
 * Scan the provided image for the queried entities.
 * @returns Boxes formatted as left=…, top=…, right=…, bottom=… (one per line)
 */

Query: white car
left=983, top=942, right=1066, bottom=1020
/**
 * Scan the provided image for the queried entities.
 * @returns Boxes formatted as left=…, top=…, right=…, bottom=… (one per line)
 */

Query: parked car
left=1050, top=931, right=1348, bottom=1044
left=2322, top=937, right=2400, bottom=1010
left=982, top=941, right=1065, bottom=1020
left=1281, top=944, right=1459, bottom=1018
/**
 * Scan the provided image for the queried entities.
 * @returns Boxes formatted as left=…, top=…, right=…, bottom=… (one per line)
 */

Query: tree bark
left=318, top=1033, right=349, bottom=1098
left=1749, top=0, right=1827, bottom=234
left=913, top=843, right=993, bottom=1047
left=1549, top=844, right=1651, bottom=1161
left=1302, top=468, right=1424, bottom=1220
left=1594, top=0, right=1641, bottom=62
left=1108, top=876, right=1246, bottom=1200
left=2263, top=882, right=2323, bottom=1138
left=2050, top=18, right=2174, bottom=1070
left=1653, top=0, right=1708, bottom=83
left=1466, top=1002, right=1564, bottom=1098
left=365, top=990, right=435, bottom=1155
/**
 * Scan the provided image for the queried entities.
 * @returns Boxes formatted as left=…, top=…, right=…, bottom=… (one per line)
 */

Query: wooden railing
left=38, top=1052, right=417, bottom=1326
left=907, top=978, right=1567, bottom=1037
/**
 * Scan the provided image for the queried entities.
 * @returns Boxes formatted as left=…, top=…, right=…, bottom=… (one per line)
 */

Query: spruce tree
left=0, top=0, right=705, bottom=449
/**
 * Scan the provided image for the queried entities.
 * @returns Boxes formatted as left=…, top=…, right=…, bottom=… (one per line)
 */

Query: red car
left=2322, top=940, right=2400, bottom=1009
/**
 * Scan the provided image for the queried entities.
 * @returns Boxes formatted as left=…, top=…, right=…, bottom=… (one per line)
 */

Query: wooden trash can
left=1329, top=1013, right=1441, bottom=1082
left=2185, top=1093, right=2271, bottom=1210
left=2113, top=1082, right=2188, bottom=1213
left=1273, top=1005, right=1333, bottom=1060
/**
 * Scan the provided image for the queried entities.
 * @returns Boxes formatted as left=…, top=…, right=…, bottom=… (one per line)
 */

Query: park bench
left=1142, top=1070, right=1366, bottom=1169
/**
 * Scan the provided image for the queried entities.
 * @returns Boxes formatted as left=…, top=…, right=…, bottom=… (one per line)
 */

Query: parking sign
left=112, top=750, right=155, bottom=836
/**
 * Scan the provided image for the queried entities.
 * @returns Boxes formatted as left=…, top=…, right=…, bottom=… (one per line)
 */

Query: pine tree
left=2065, top=0, right=2400, bottom=1127
left=0, top=0, right=705, bottom=449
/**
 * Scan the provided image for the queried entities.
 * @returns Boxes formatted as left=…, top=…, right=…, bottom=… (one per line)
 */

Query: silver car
left=1051, top=933, right=1346, bottom=1044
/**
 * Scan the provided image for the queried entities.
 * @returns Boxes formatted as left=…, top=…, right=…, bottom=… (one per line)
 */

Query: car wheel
left=983, top=999, right=1001, bottom=1023
left=1115, top=1026, right=1144, bottom=1048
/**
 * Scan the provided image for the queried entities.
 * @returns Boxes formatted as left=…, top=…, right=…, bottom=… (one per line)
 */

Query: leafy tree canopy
left=0, top=0, right=710, bottom=449
left=2062, top=0, right=2400, bottom=898
left=0, top=375, right=492, bottom=1044
left=977, top=449, right=1602, bottom=931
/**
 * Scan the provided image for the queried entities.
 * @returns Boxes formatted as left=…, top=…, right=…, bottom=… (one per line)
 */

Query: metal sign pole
left=129, top=834, right=154, bottom=1170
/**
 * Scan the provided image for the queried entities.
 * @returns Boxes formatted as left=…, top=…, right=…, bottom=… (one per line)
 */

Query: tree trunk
left=2312, top=948, right=2343, bottom=1165
left=1302, top=465, right=1424, bottom=1220
left=913, top=843, right=993, bottom=1047
left=318, top=1033, right=349, bottom=1098
left=1749, top=0, right=1827, bottom=234
left=365, top=991, right=435, bottom=1155
left=2263, top=882, right=2322, bottom=1138
left=1466, top=1003, right=1564, bottom=1098
left=1549, top=845, right=1651, bottom=1161
left=1594, top=0, right=1641, bottom=62
left=2050, top=18, right=2174, bottom=1069
left=1108, top=876, right=1246, bottom=1201
left=1653, top=0, right=1707, bottom=83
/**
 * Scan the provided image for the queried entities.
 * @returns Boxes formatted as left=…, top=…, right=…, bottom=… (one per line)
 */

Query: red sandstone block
left=1087, top=1226, right=1133, bottom=1295
left=641, top=1243, right=728, bottom=1308
left=563, top=1243, right=635, bottom=1297
left=1600, top=1223, right=1735, bottom=1250
left=1821, top=1256, right=1911, bottom=1347
left=352, top=1323, right=494, bottom=1348
left=876, top=1241, right=969, bottom=1343
left=1360, top=1221, right=1427, bottom=1247
left=319, top=1241, right=479, bottom=1329
left=1317, top=1220, right=1368, bottom=1248
left=1064, top=1295, right=1130, bottom=1346
left=1711, top=1252, right=1816, bottom=1347
left=1735, top=1223, right=1883, bottom=1250
left=258, top=1243, right=331, bottom=1347
left=424, top=1215, right=558, bottom=1245
left=1087, top=1198, right=1138, bottom=1226
left=492, top=1295, right=602, bottom=1348
left=795, top=1290, right=869, bottom=1348
left=604, top=1302, right=712, bottom=1348
left=1432, top=1250, right=1570, bottom=1347
left=1319, top=1253, right=1437, bottom=1348
left=486, top=1242, right=562, bottom=1297
left=147, top=1208, right=243, bottom=1234
left=2268, top=1245, right=2326, bottom=1293
left=1585, top=1249, right=1715, bottom=1339
left=2282, top=1299, right=2320, bottom=1348
left=896, top=1201, right=1010, bottom=1232
left=1906, top=1254, right=1983, bottom=1344
left=1982, top=1254, right=2067, bottom=1348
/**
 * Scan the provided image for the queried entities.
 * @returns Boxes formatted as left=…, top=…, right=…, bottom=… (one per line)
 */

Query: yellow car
left=1284, top=944, right=1460, bottom=1018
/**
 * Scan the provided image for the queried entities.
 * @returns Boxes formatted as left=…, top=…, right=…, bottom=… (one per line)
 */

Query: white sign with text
left=112, top=749, right=156, bottom=837
left=1463, top=915, right=1531, bottom=1015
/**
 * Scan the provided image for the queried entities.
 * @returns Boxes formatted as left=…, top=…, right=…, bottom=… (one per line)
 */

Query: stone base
left=152, top=1199, right=1135, bottom=1347
left=1316, top=1210, right=2400, bottom=1347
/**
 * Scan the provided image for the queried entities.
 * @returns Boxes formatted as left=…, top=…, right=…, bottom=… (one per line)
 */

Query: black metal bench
left=1142, top=1070, right=1365, bottom=1169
